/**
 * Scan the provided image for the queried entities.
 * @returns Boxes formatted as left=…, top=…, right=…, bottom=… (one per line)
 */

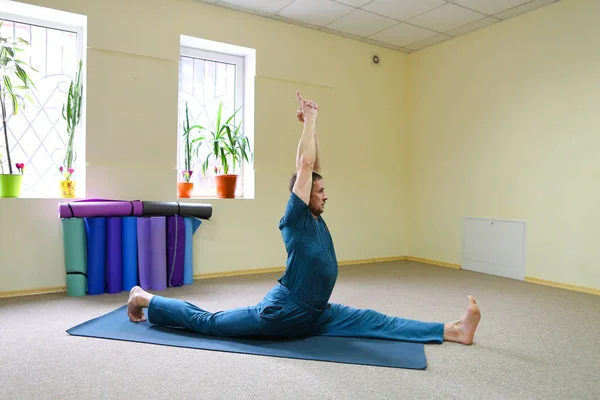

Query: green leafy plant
left=181, top=101, right=204, bottom=182
left=0, top=21, right=37, bottom=175
left=198, top=101, right=252, bottom=176
left=60, top=59, right=83, bottom=181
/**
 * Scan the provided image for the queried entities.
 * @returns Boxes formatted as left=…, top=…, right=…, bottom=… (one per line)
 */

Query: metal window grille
left=178, top=46, right=245, bottom=197
left=0, top=17, right=83, bottom=197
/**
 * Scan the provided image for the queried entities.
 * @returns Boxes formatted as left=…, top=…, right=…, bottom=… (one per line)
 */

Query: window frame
left=178, top=45, right=252, bottom=199
left=0, top=9, right=86, bottom=199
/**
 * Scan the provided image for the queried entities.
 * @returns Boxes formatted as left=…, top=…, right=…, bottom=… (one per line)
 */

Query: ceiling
left=194, top=0, right=561, bottom=52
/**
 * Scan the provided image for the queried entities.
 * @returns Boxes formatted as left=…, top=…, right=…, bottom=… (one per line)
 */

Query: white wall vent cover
left=462, top=217, right=526, bottom=280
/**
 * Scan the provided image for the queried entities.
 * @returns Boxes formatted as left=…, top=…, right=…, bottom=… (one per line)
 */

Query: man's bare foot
left=127, top=286, right=153, bottom=323
left=444, top=295, right=481, bottom=345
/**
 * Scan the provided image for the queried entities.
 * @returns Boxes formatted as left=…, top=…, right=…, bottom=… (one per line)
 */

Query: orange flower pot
left=215, top=174, right=237, bottom=198
left=177, top=182, right=194, bottom=198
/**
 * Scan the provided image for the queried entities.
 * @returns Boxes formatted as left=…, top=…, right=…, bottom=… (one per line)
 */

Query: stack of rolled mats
left=59, top=199, right=212, bottom=297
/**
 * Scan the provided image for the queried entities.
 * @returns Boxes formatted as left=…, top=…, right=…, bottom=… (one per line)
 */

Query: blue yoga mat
left=66, top=306, right=427, bottom=370
left=121, top=217, right=138, bottom=291
left=184, top=217, right=202, bottom=285
left=85, top=217, right=106, bottom=295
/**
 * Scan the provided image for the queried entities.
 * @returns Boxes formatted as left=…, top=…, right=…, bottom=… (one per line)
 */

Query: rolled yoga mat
left=59, top=198, right=143, bottom=219
left=66, top=306, right=428, bottom=370
left=166, top=215, right=185, bottom=287
left=142, top=201, right=212, bottom=220
left=121, top=217, right=138, bottom=291
left=150, top=217, right=167, bottom=290
left=184, top=217, right=202, bottom=285
left=136, top=217, right=168, bottom=291
left=85, top=217, right=107, bottom=295
left=58, top=199, right=211, bottom=220
left=136, top=218, right=152, bottom=290
left=106, top=217, right=123, bottom=294
left=61, top=218, right=87, bottom=297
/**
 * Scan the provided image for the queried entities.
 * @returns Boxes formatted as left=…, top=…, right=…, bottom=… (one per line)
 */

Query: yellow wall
left=4, top=0, right=597, bottom=295
left=0, top=0, right=409, bottom=292
left=407, top=0, right=600, bottom=289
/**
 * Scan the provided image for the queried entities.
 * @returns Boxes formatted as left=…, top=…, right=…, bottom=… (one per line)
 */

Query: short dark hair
left=289, top=171, right=322, bottom=193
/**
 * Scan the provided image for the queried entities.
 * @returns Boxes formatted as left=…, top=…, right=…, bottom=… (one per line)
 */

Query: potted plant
left=59, top=59, right=83, bottom=198
left=178, top=101, right=204, bottom=198
left=199, top=101, right=252, bottom=199
left=0, top=154, right=25, bottom=196
left=0, top=22, right=37, bottom=198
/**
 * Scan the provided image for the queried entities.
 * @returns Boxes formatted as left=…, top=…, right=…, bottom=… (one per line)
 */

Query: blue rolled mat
left=121, top=217, right=138, bottom=291
left=66, top=306, right=427, bottom=370
left=184, top=217, right=202, bottom=285
left=106, top=217, right=123, bottom=294
left=85, top=217, right=106, bottom=295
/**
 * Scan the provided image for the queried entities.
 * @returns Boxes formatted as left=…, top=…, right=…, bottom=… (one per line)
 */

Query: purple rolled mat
left=58, top=198, right=143, bottom=219
left=150, top=217, right=167, bottom=291
left=106, top=217, right=123, bottom=294
left=166, top=215, right=185, bottom=287
left=136, top=218, right=152, bottom=290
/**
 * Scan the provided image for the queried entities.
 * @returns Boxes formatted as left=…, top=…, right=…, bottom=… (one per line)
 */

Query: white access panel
left=462, top=217, right=526, bottom=280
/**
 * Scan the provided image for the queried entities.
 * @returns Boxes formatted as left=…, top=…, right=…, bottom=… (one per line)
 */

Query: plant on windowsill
left=0, top=22, right=37, bottom=198
left=0, top=154, right=25, bottom=196
left=178, top=101, right=204, bottom=198
left=199, top=101, right=252, bottom=199
left=58, top=59, right=83, bottom=199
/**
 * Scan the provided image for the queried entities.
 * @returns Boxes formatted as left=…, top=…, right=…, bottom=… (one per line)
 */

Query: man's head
left=289, top=171, right=328, bottom=217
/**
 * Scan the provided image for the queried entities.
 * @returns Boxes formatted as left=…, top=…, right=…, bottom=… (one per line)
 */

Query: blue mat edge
left=66, top=306, right=428, bottom=370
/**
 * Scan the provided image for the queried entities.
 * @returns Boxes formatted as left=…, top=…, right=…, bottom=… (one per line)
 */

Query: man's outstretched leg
left=312, top=295, right=481, bottom=345
left=126, top=286, right=285, bottom=338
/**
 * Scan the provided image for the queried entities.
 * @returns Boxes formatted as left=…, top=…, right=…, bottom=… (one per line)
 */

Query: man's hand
left=296, top=90, right=318, bottom=123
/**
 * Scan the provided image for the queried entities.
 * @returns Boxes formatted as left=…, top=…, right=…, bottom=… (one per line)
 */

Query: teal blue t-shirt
left=278, top=192, right=338, bottom=311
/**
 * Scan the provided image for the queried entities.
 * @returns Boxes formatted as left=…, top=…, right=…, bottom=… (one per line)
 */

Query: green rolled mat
left=66, top=274, right=87, bottom=297
left=61, top=218, right=88, bottom=296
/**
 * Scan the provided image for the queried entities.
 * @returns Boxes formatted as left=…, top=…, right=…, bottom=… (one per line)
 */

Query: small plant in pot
left=199, top=101, right=252, bottom=199
left=178, top=101, right=204, bottom=198
left=58, top=59, right=83, bottom=198
left=0, top=23, right=37, bottom=198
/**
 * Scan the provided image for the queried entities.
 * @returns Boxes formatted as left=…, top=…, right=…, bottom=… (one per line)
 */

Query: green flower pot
left=0, top=174, right=23, bottom=198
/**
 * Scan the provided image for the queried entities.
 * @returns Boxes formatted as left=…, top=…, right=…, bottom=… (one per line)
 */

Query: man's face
left=309, top=179, right=327, bottom=217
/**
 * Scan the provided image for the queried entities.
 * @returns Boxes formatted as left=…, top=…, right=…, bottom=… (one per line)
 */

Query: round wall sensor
left=372, top=55, right=380, bottom=64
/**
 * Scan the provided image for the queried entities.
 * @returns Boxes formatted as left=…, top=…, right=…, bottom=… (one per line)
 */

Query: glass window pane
left=178, top=52, right=239, bottom=196
left=0, top=18, right=80, bottom=197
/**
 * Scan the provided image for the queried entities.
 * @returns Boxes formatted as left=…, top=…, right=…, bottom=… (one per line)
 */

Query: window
left=177, top=35, right=255, bottom=199
left=0, top=3, right=86, bottom=198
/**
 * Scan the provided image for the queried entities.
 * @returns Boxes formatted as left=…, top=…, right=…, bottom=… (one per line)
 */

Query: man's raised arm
left=313, top=127, right=321, bottom=174
left=293, top=90, right=319, bottom=205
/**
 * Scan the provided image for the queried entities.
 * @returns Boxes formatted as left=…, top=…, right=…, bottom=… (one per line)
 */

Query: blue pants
left=147, top=284, right=445, bottom=343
